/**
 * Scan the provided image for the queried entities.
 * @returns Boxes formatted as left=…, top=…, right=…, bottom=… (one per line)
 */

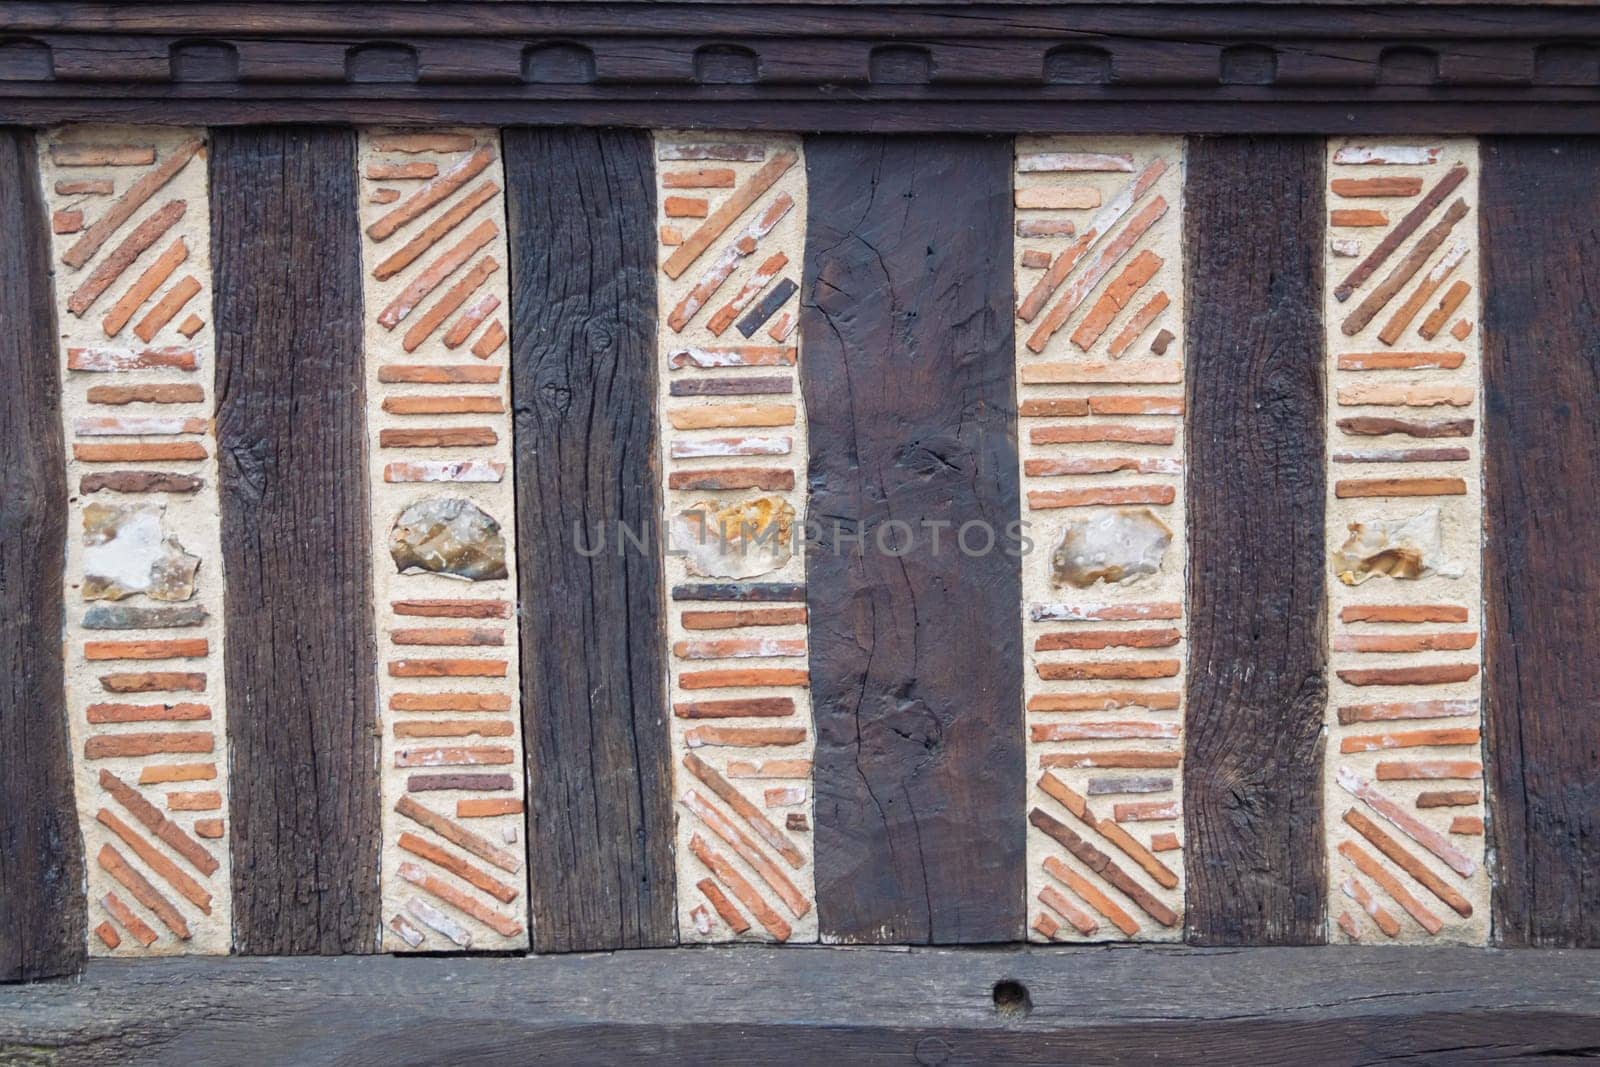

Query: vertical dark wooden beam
left=505, top=127, right=676, bottom=952
left=1482, top=138, right=1600, bottom=947
left=1184, top=136, right=1327, bottom=945
left=211, top=128, right=379, bottom=955
left=802, top=135, right=1024, bottom=944
left=0, top=129, right=85, bottom=982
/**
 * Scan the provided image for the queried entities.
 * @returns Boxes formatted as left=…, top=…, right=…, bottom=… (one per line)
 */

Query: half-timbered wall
left=5, top=121, right=1600, bottom=971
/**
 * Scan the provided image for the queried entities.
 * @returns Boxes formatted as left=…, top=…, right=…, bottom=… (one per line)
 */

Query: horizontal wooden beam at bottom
left=9, top=99, right=1600, bottom=134
left=4, top=949, right=1600, bottom=1062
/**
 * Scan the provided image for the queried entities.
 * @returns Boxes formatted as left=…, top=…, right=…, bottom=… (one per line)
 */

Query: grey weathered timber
left=1481, top=137, right=1600, bottom=947
left=802, top=135, right=1024, bottom=944
left=0, top=127, right=85, bottom=983
left=5, top=948, right=1600, bottom=1063
left=211, top=127, right=379, bottom=955
left=504, top=127, right=676, bottom=952
left=1184, top=135, right=1328, bottom=945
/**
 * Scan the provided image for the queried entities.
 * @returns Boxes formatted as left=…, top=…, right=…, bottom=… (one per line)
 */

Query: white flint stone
left=1050, top=508, right=1172, bottom=589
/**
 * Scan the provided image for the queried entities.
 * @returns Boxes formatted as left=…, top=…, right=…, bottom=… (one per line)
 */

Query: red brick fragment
left=133, top=276, right=201, bottom=343
left=102, top=237, right=186, bottom=338
left=1036, top=659, right=1180, bottom=681
left=1337, top=840, right=1442, bottom=936
left=389, top=658, right=507, bottom=677
left=393, top=598, right=510, bottom=619
left=698, top=877, right=751, bottom=933
left=372, top=180, right=500, bottom=281
left=390, top=692, right=511, bottom=712
left=458, top=798, right=524, bottom=819
left=688, top=834, right=790, bottom=940
left=1332, top=632, right=1476, bottom=653
left=1330, top=208, right=1388, bottom=227
left=379, top=426, right=498, bottom=448
left=394, top=745, right=516, bottom=767
left=56, top=178, right=114, bottom=195
left=86, top=702, right=210, bottom=723
left=367, top=161, right=439, bottom=180
left=685, top=725, right=808, bottom=748
left=1343, top=809, right=1472, bottom=918
left=1450, top=816, right=1485, bottom=836
left=139, top=763, right=215, bottom=783
left=664, top=196, right=709, bottom=217
left=86, top=383, right=205, bottom=405
left=1340, top=604, right=1468, bottom=624
left=85, top=732, right=213, bottom=758
left=97, top=844, right=189, bottom=940
left=394, top=794, right=521, bottom=873
left=52, top=144, right=156, bottom=166
left=62, top=140, right=203, bottom=271
left=101, top=891, right=158, bottom=947
left=1028, top=485, right=1176, bottom=510
left=681, top=607, right=806, bottom=630
left=93, top=920, right=121, bottom=950
left=368, top=146, right=496, bottom=243
left=678, top=668, right=808, bottom=689
left=674, top=697, right=795, bottom=719
left=664, top=168, right=736, bottom=189
left=84, top=639, right=208, bottom=660
left=1375, top=760, right=1482, bottom=780
left=194, top=819, right=224, bottom=839
left=1416, top=790, right=1481, bottom=808
left=471, top=321, right=507, bottom=358
left=99, top=671, right=205, bottom=692
left=167, top=791, right=221, bottom=811
left=1331, top=177, right=1423, bottom=197
left=1336, top=664, right=1480, bottom=686
left=1041, top=750, right=1179, bottom=769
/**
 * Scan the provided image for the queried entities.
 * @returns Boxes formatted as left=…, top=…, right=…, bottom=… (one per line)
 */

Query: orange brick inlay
left=1015, top=136, right=1187, bottom=944
left=42, top=126, right=232, bottom=957
left=359, top=127, right=527, bottom=952
left=1324, top=139, right=1486, bottom=945
left=656, top=132, right=815, bottom=943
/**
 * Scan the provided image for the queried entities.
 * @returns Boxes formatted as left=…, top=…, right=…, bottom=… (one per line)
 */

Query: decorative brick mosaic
left=654, top=132, right=817, bottom=943
left=1323, top=139, right=1487, bottom=944
left=1013, top=137, right=1187, bottom=942
left=356, top=129, right=528, bottom=951
left=40, top=127, right=232, bottom=956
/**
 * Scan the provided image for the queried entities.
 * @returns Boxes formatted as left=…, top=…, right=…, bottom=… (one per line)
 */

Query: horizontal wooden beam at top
left=5, top=948, right=1600, bottom=1060
left=5, top=3, right=1600, bottom=131
left=7, top=2, right=1600, bottom=39
left=13, top=100, right=1600, bottom=135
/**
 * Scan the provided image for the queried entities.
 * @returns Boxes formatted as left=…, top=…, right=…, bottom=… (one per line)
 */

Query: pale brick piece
left=1014, top=136, right=1188, bottom=944
left=1323, top=137, right=1486, bottom=945
left=358, top=127, right=528, bottom=952
left=656, top=132, right=815, bottom=944
left=40, top=125, right=231, bottom=957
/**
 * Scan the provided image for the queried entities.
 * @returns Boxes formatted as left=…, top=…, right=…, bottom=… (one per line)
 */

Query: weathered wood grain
left=504, top=127, right=676, bottom=952
left=1482, top=137, right=1600, bottom=947
left=7, top=5, right=1600, bottom=133
left=0, top=128, right=85, bottom=983
left=211, top=127, right=379, bottom=955
left=1184, top=136, right=1328, bottom=945
left=802, top=135, right=1024, bottom=944
left=7, top=949, right=1600, bottom=1063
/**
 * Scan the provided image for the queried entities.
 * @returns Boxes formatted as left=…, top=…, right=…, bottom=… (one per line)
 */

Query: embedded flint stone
left=82, top=502, right=200, bottom=602
left=1051, top=508, right=1171, bottom=589
left=390, top=497, right=507, bottom=581
left=671, top=495, right=794, bottom=579
left=1334, top=507, right=1461, bottom=585
left=83, top=603, right=209, bottom=630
